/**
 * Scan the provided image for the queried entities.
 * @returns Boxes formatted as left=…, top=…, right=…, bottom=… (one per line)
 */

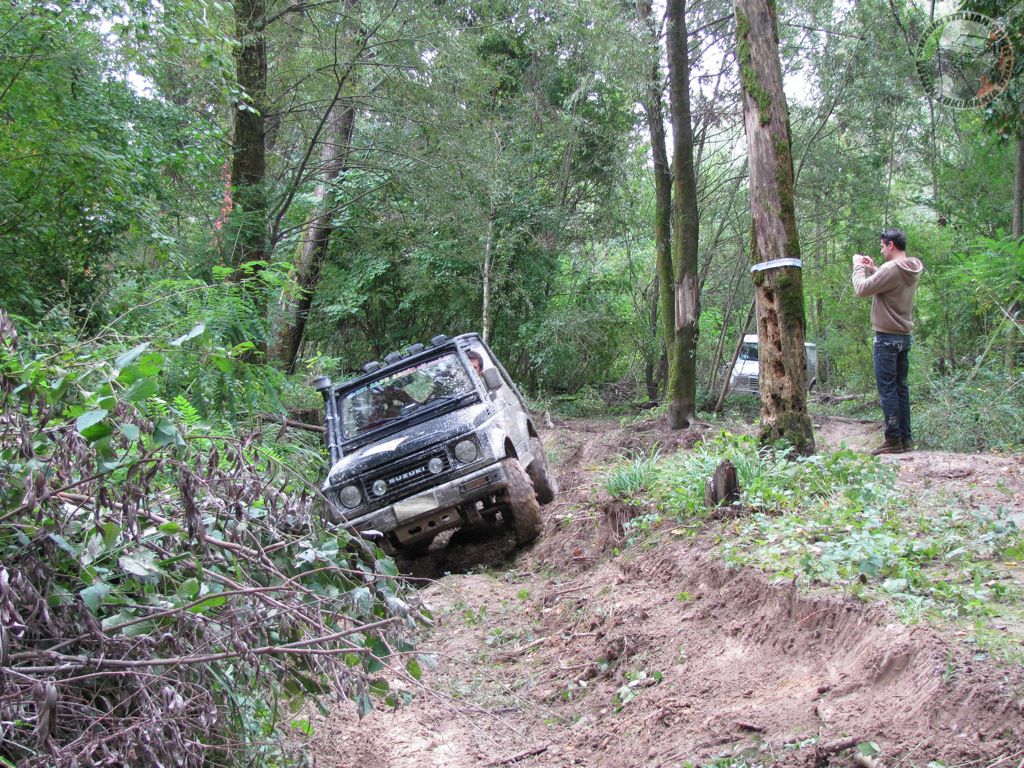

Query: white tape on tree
left=750, top=258, right=802, bottom=273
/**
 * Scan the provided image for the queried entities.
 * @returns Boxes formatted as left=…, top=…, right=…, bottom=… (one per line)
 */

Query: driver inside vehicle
left=466, top=350, right=484, bottom=374
left=370, top=385, right=412, bottom=423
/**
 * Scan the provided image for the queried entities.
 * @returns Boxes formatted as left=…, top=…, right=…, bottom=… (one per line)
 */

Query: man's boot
left=870, top=437, right=903, bottom=455
left=902, top=438, right=914, bottom=453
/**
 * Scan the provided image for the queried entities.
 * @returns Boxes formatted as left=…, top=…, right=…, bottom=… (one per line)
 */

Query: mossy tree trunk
left=230, top=0, right=268, bottom=270
left=664, top=0, right=700, bottom=429
left=735, top=0, right=815, bottom=454
left=637, top=1, right=674, bottom=408
left=229, top=0, right=269, bottom=354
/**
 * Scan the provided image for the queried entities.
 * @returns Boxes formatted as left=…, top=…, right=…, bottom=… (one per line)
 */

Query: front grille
left=366, top=448, right=452, bottom=500
left=732, top=374, right=759, bottom=393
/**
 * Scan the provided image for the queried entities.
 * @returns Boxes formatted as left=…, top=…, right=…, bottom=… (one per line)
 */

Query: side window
left=465, top=342, right=495, bottom=378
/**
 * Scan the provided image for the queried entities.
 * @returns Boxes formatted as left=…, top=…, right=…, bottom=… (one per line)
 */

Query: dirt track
left=308, top=417, right=1024, bottom=768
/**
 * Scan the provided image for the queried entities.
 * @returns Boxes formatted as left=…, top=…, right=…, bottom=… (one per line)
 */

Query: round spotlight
left=338, top=485, right=361, bottom=508
left=372, top=479, right=388, bottom=497
left=454, top=439, right=477, bottom=463
left=428, top=457, right=444, bottom=474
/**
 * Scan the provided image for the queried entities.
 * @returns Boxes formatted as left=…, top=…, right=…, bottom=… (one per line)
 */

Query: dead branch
left=486, top=744, right=549, bottom=767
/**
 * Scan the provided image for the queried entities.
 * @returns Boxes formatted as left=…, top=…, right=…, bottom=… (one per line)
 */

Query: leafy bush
left=0, top=313, right=421, bottom=767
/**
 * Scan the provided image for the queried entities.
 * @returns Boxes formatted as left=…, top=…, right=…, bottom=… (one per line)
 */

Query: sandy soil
left=307, top=416, right=1024, bottom=768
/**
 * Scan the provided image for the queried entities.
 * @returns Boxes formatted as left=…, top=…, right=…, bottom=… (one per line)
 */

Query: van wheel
left=502, top=458, right=541, bottom=543
left=526, top=437, right=558, bottom=505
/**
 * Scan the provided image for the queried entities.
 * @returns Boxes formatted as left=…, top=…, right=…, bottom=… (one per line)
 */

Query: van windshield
left=740, top=343, right=759, bottom=362
left=340, top=353, right=474, bottom=438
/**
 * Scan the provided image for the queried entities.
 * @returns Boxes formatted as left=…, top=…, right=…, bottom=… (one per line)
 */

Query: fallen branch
left=258, top=412, right=326, bottom=433
left=497, top=637, right=547, bottom=661
left=735, top=720, right=765, bottom=732
left=815, top=736, right=861, bottom=765
left=486, top=744, right=548, bottom=767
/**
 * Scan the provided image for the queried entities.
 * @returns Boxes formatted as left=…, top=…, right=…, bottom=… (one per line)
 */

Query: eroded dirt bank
left=308, top=417, right=1024, bottom=768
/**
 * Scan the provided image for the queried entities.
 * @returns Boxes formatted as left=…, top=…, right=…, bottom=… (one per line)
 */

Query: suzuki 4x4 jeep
left=313, top=333, right=557, bottom=555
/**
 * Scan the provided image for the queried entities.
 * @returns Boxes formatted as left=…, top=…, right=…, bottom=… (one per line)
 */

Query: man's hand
left=853, top=254, right=874, bottom=268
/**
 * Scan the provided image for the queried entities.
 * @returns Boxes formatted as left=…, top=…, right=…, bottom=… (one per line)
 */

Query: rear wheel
left=526, top=437, right=557, bottom=505
left=501, top=458, right=541, bottom=543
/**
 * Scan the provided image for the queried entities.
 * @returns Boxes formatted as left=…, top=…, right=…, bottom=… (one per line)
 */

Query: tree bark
left=482, top=207, right=496, bottom=344
left=735, top=0, right=815, bottom=453
left=638, top=2, right=674, bottom=411
left=230, top=0, right=268, bottom=270
left=1014, top=125, right=1023, bottom=239
left=1007, top=126, right=1023, bottom=375
left=271, top=103, right=357, bottom=373
left=665, top=0, right=700, bottom=429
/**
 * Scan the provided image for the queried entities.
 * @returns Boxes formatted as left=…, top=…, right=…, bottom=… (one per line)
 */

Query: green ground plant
left=914, top=368, right=1024, bottom=452
left=603, top=432, right=1024, bottom=633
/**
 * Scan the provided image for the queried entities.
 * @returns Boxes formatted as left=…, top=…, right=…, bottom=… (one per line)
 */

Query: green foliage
left=635, top=432, right=894, bottom=517
left=0, top=313, right=419, bottom=766
left=0, top=2, right=223, bottom=327
left=722, top=492, right=1023, bottom=622
left=602, top=447, right=661, bottom=499
left=611, top=430, right=1024, bottom=630
left=915, top=368, right=1024, bottom=452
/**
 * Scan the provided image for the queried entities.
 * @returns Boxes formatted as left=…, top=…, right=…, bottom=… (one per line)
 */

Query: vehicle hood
left=325, top=401, right=493, bottom=487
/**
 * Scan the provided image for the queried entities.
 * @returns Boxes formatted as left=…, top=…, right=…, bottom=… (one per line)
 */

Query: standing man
left=852, top=228, right=925, bottom=455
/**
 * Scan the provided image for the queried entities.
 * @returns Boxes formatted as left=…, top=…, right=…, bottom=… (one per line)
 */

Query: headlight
left=454, top=439, right=477, bottom=463
left=338, top=485, right=361, bottom=508
left=428, top=457, right=444, bottom=474
left=372, top=479, right=388, bottom=497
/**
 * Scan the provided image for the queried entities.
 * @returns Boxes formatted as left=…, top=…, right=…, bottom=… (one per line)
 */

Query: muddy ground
left=307, top=416, right=1024, bottom=768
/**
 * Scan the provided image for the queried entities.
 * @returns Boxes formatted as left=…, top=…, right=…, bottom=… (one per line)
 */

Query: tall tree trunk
left=1014, top=126, right=1023, bottom=239
left=228, top=0, right=268, bottom=357
left=638, top=2, right=674, bottom=411
left=665, top=0, right=700, bottom=429
left=706, top=252, right=746, bottom=393
left=230, top=0, right=267, bottom=269
left=1007, top=126, right=1024, bottom=375
left=714, top=300, right=755, bottom=413
left=271, top=104, right=357, bottom=373
left=735, top=0, right=814, bottom=453
left=482, top=207, right=496, bottom=344
left=645, top=275, right=661, bottom=401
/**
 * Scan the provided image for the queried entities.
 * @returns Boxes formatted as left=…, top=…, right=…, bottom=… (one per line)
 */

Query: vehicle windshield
left=340, top=352, right=474, bottom=438
left=740, top=343, right=759, bottom=362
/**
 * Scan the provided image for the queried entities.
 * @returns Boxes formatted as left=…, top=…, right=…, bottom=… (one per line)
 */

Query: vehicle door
left=465, top=341, right=532, bottom=461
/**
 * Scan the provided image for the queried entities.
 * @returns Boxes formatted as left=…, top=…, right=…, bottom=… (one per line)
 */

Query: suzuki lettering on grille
left=389, top=466, right=427, bottom=485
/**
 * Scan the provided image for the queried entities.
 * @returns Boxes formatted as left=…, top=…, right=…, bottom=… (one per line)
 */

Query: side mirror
left=482, top=367, right=502, bottom=392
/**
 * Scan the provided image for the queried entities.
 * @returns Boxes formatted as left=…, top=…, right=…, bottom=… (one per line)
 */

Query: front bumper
left=337, top=461, right=509, bottom=542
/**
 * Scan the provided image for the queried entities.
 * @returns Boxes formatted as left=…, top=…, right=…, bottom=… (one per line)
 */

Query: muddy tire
left=526, top=437, right=558, bottom=505
left=502, top=458, right=541, bottom=544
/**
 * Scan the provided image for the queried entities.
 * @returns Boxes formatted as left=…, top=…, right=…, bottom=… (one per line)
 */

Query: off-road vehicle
left=314, top=333, right=557, bottom=554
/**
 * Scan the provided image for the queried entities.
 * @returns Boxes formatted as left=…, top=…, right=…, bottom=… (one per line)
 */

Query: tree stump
left=704, top=460, right=740, bottom=508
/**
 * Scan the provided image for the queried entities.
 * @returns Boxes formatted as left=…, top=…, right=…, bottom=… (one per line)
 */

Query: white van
left=727, top=334, right=818, bottom=395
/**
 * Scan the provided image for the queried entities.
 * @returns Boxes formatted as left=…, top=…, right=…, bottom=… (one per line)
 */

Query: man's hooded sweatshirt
left=852, top=256, right=924, bottom=334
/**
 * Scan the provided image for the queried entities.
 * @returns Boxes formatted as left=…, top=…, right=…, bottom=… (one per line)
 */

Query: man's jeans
left=873, top=332, right=912, bottom=441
